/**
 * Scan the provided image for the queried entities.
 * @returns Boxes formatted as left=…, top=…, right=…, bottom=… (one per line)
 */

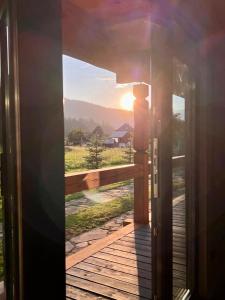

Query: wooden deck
left=66, top=197, right=186, bottom=300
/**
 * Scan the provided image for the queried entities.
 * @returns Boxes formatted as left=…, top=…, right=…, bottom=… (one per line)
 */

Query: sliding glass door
left=173, top=59, right=196, bottom=299
left=151, top=35, right=196, bottom=299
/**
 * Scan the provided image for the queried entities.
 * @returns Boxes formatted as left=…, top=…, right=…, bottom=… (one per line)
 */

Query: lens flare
left=120, top=92, right=135, bottom=111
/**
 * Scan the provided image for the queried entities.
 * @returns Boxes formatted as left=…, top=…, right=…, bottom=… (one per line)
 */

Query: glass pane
left=172, top=95, right=186, bottom=298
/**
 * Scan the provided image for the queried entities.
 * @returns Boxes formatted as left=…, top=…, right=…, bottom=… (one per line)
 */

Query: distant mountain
left=64, top=99, right=133, bottom=129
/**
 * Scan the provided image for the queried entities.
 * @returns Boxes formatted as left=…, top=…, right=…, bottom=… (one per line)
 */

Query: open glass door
left=151, top=28, right=196, bottom=299
left=172, top=91, right=187, bottom=298
left=172, top=59, right=196, bottom=299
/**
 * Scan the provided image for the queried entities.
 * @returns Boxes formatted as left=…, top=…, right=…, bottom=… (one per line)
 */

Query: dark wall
left=197, top=38, right=225, bottom=299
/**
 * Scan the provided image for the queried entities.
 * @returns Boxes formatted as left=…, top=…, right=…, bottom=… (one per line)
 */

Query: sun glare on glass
left=120, top=92, right=136, bottom=111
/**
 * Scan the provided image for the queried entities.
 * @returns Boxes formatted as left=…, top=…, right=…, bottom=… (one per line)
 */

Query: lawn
left=65, top=146, right=127, bottom=173
left=98, top=180, right=132, bottom=192
left=65, top=180, right=133, bottom=203
left=66, top=194, right=133, bottom=236
left=65, top=191, right=85, bottom=202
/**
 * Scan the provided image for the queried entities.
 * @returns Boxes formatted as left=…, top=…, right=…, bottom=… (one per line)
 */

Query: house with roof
left=104, top=123, right=133, bottom=148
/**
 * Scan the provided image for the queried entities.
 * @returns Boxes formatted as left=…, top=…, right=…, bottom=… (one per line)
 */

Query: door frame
left=151, top=25, right=197, bottom=299
left=0, top=5, right=23, bottom=298
left=151, top=26, right=173, bottom=300
left=0, top=1, right=65, bottom=299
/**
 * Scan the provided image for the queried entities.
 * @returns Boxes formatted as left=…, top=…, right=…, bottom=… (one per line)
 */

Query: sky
left=63, top=55, right=133, bottom=109
left=62, top=55, right=185, bottom=118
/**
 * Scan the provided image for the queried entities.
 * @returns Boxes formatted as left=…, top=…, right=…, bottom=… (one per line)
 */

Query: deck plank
left=101, top=247, right=151, bottom=263
left=75, top=261, right=151, bottom=288
left=66, top=285, right=109, bottom=300
left=68, top=267, right=151, bottom=297
left=67, top=275, right=150, bottom=300
left=84, top=257, right=151, bottom=279
left=93, top=252, right=150, bottom=270
left=66, top=199, right=187, bottom=299
left=107, top=244, right=151, bottom=257
left=121, top=236, right=151, bottom=246
left=114, top=239, right=151, bottom=251
left=66, top=223, right=139, bottom=270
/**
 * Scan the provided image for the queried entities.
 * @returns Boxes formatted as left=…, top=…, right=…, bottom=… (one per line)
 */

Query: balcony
left=65, top=156, right=185, bottom=299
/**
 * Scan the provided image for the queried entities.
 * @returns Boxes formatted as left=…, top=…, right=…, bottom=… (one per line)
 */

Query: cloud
left=97, top=76, right=114, bottom=81
left=80, top=63, right=92, bottom=70
left=116, top=83, right=132, bottom=89
left=116, top=82, right=149, bottom=89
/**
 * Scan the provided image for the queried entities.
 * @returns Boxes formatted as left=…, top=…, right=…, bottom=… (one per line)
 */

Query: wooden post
left=133, top=84, right=149, bottom=224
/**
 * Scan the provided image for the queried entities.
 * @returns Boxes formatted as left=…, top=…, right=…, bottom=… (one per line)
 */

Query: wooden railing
left=65, top=164, right=143, bottom=195
left=65, top=155, right=185, bottom=225
left=65, top=155, right=185, bottom=195
left=65, top=84, right=185, bottom=224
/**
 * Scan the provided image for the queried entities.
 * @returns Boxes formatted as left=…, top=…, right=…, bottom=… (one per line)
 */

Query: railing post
left=133, top=84, right=150, bottom=224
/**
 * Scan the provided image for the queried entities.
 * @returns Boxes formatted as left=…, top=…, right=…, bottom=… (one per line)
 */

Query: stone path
left=65, top=173, right=185, bottom=256
left=65, top=183, right=134, bottom=255
left=66, top=209, right=134, bottom=255
left=66, top=192, right=185, bottom=256
left=65, top=184, right=133, bottom=216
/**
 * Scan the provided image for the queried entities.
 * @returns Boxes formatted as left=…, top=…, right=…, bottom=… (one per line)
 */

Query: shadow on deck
left=66, top=197, right=186, bottom=299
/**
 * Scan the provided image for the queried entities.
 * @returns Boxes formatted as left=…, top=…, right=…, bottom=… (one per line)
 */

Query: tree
left=67, top=128, right=86, bottom=146
left=84, top=136, right=105, bottom=169
left=90, top=126, right=104, bottom=140
left=123, top=134, right=134, bottom=164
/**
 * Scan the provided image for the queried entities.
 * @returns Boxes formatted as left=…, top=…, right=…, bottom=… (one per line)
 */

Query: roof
left=111, top=131, right=128, bottom=138
left=116, top=123, right=133, bottom=132
left=104, top=138, right=115, bottom=145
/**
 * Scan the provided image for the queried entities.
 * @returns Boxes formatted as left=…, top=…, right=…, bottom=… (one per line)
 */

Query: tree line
left=64, top=118, right=113, bottom=137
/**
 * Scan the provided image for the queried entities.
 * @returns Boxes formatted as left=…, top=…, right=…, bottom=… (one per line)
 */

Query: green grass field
left=65, top=146, right=127, bottom=173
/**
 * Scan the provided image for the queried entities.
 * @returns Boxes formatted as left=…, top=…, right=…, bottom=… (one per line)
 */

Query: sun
left=120, top=92, right=136, bottom=111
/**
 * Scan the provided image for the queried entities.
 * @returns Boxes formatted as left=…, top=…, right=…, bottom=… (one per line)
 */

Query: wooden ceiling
left=62, top=0, right=225, bottom=83
left=65, top=0, right=152, bottom=24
